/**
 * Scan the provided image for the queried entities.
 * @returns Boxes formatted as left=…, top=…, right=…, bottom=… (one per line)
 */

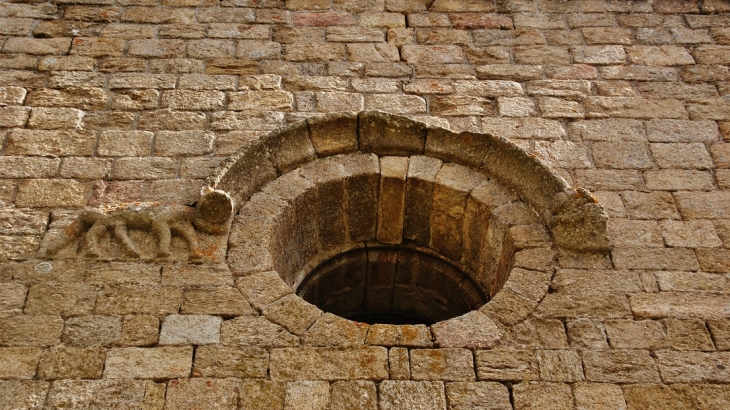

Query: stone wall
left=2, top=0, right=730, bottom=408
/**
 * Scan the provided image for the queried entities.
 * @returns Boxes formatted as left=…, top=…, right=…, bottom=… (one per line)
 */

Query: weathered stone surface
left=432, top=311, right=502, bottom=349
left=630, top=293, right=730, bottom=320
left=573, top=383, right=627, bottom=410
left=445, top=382, right=511, bottom=410
left=329, top=381, right=377, bottom=410
left=513, top=382, right=574, bottom=410
left=37, top=347, right=106, bottom=380
left=583, top=350, right=660, bottom=383
left=262, top=294, right=323, bottom=335
left=0, top=347, right=42, bottom=379
left=378, top=381, right=447, bottom=410
left=655, top=351, right=730, bottom=383
left=0, top=380, right=49, bottom=409
left=62, top=316, right=121, bottom=347
left=193, top=345, right=268, bottom=378
left=103, top=346, right=192, bottom=379
left=537, top=350, right=584, bottom=382
left=475, top=349, right=539, bottom=381
left=236, top=271, right=293, bottom=309
left=270, top=347, right=388, bottom=381
left=536, top=292, right=632, bottom=320
left=623, top=384, right=699, bottom=410
left=359, top=111, right=426, bottom=156
left=45, top=380, right=154, bottom=410
left=221, top=316, right=298, bottom=348
left=120, top=315, right=159, bottom=347
left=410, top=349, right=475, bottom=381
left=0, top=315, right=64, bottom=347
left=159, top=314, right=221, bottom=346
left=24, top=283, right=96, bottom=316
left=284, top=380, right=330, bottom=410
left=377, top=156, right=408, bottom=244
left=303, top=313, right=368, bottom=347
left=365, top=324, right=432, bottom=347
left=307, top=112, right=359, bottom=156
left=604, top=320, right=669, bottom=350
left=239, top=380, right=286, bottom=410
left=165, top=378, right=239, bottom=410
left=389, top=347, right=410, bottom=380
left=96, top=286, right=182, bottom=315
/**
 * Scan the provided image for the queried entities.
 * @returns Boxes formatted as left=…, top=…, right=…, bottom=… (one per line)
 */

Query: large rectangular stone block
left=103, top=346, right=193, bottom=379
left=270, top=347, right=388, bottom=380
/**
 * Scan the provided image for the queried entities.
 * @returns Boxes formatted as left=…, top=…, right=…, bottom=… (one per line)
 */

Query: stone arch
left=208, top=111, right=609, bottom=254
left=206, top=111, right=611, bottom=348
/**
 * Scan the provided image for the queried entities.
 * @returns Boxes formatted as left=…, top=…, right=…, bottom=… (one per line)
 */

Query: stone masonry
left=2, top=0, right=730, bottom=409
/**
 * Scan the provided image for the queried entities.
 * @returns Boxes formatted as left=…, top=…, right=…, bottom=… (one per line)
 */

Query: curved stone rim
left=207, top=111, right=609, bottom=253
left=226, top=151, right=556, bottom=350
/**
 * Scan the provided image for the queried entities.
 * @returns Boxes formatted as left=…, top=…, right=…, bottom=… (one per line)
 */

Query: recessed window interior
left=298, top=247, right=487, bottom=326
left=230, top=153, right=543, bottom=326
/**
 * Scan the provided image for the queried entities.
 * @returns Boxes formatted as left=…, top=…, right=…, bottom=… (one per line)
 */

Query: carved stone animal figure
left=39, top=189, right=233, bottom=261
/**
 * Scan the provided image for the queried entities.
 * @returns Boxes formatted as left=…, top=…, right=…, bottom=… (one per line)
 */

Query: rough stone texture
left=378, top=381, right=447, bottom=410
left=0, top=347, right=42, bottom=379
left=103, top=346, right=193, bottom=379
left=193, top=345, right=268, bottom=378
left=270, top=347, right=388, bottom=381
left=329, top=381, right=377, bottom=410
left=159, top=314, right=222, bottom=346
left=0, top=3, right=728, bottom=407
left=410, top=349, right=475, bottom=381
left=164, top=378, right=239, bottom=410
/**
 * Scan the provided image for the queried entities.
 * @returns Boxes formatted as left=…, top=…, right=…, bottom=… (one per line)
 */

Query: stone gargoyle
left=38, top=188, right=234, bottom=261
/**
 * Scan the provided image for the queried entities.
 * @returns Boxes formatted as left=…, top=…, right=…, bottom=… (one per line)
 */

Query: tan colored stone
left=270, top=346, right=388, bottom=381
left=96, top=286, right=182, bottom=315
left=623, top=384, right=699, bottom=410
left=389, top=347, right=410, bottom=380
left=165, top=378, right=239, bottom=410
left=222, top=316, right=298, bottom=348
left=411, top=349, right=475, bottom=381
left=239, top=380, right=286, bottom=410
left=262, top=294, right=322, bottom=335
left=284, top=380, right=329, bottom=410
left=120, top=315, right=159, bottom=347
left=630, top=293, right=730, bottom=320
left=377, top=156, right=408, bottom=244
left=104, top=346, right=192, bottom=379
left=0, top=315, right=64, bottom=347
left=45, top=380, right=153, bottom=410
left=378, top=381, right=446, bottom=410
left=566, top=319, right=608, bottom=349
left=365, top=324, right=432, bottom=347
left=475, top=349, right=539, bottom=381
left=0, top=282, right=26, bottom=315
left=403, top=155, right=443, bottom=246
left=573, top=383, right=627, bottom=410
left=604, top=320, right=669, bottom=349
left=656, top=351, right=730, bottom=383
left=24, top=283, right=96, bottom=316
left=537, top=350, right=584, bottom=382
left=660, top=219, right=722, bottom=248
left=513, top=382, right=573, bottom=410
left=445, top=382, right=511, bottom=410
left=63, top=316, right=121, bottom=347
left=193, top=345, right=268, bottom=378
left=38, top=347, right=105, bottom=380
left=329, top=381, right=377, bottom=410
left=0, top=347, right=42, bottom=379
left=612, top=247, right=699, bottom=271
left=303, top=313, right=368, bottom=347
left=665, top=319, right=715, bottom=351
left=583, top=350, right=660, bottom=383
left=584, top=97, right=688, bottom=119
left=432, top=310, right=502, bottom=350
left=159, top=314, right=221, bottom=346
